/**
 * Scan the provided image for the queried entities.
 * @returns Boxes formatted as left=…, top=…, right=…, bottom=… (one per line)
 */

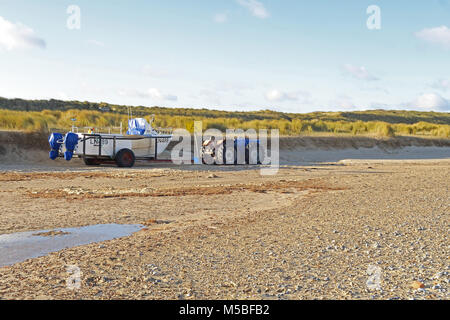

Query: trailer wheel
left=115, top=149, right=135, bottom=168
left=83, top=158, right=101, bottom=166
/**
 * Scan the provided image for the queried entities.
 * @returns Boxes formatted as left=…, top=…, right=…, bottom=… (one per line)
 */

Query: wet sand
left=0, top=158, right=448, bottom=300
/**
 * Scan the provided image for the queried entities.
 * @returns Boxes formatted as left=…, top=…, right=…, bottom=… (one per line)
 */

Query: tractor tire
left=257, top=145, right=266, bottom=164
left=201, top=146, right=214, bottom=165
left=215, top=143, right=236, bottom=165
left=245, top=144, right=265, bottom=164
left=115, top=149, right=136, bottom=168
left=245, top=146, right=258, bottom=165
left=83, top=158, right=101, bottom=166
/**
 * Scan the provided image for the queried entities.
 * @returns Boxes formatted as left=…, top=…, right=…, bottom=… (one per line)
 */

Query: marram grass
left=0, top=108, right=448, bottom=138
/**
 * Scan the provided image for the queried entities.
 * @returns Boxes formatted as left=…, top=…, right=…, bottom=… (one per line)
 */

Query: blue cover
left=49, top=150, right=59, bottom=160
left=48, top=133, right=63, bottom=160
left=235, top=137, right=259, bottom=149
left=126, top=118, right=147, bottom=135
left=63, top=132, right=79, bottom=161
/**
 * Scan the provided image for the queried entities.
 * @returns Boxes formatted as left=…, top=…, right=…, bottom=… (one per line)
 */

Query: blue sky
left=0, top=0, right=449, bottom=113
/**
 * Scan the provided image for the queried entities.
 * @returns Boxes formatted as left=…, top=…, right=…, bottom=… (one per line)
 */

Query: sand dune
left=0, top=131, right=449, bottom=169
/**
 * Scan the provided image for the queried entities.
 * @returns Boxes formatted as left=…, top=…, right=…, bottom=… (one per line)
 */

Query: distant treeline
left=0, top=97, right=449, bottom=137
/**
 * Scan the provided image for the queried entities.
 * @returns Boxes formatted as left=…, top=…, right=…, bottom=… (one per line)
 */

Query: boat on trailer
left=48, top=117, right=173, bottom=167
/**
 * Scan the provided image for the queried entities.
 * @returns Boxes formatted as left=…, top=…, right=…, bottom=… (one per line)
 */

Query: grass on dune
left=0, top=107, right=449, bottom=138
left=0, top=97, right=449, bottom=137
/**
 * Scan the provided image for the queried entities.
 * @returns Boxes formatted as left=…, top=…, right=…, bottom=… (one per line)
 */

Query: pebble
left=411, top=281, right=425, bottom=289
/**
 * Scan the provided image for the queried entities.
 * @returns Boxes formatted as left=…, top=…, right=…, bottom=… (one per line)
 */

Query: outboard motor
left=63, top=132, right=79, bottom=161
left=48, top=133, right=63, bottom=160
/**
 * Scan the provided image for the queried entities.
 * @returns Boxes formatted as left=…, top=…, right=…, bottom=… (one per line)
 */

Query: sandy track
left=0, top=160, right=448, bottom=300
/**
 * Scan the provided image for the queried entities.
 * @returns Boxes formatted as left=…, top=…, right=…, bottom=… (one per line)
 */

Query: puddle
left=0, top=224, right=144, bottom=268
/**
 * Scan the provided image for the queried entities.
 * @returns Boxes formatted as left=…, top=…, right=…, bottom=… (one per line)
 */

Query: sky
left=0, top=0, right=450, bottom=113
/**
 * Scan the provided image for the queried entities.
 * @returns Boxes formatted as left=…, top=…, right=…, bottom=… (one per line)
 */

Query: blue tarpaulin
left=126, top=118, right=148, bottom=135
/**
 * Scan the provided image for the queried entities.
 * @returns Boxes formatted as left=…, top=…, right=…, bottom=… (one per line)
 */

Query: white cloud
left=415, top=26, right=450, bottom=48
left=265, top=89, right=310, bottom=103
left=330, top=93, right=450, bottom=112
left=147, top=88, right=178, bottom=101
left=236, top=0, right=269, bottom=19
left=215, top=80, right=252, bottom=95
left=197, top=89, right=223, bottom=106
left=369, top=102, right=394, bottom=110
left=118, top=88, right=177, bottom=102
left=330, top=94, right=359, bottom=110
left=88, top=40, right=105, bottom=47
left=0, top=16, right=46, bottom=50
left=431, top=79, right=450, bottom=91
left=214, top=13, right=228, bottom=23
left=265, top=89, right=294, bottom=102
left=142, top=65, right=170, bottom=78
left=343, top=64, right=379, bottom=81
left=412, top=93, right=449, bottom=111
left=57, top=92, right=69, bottom=100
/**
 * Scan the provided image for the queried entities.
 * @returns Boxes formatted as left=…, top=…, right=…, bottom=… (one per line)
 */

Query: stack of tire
left=203, top=138, right=264, bottom=165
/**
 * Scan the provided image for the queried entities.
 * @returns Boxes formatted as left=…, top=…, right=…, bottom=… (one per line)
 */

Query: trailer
left=48, top=118, right=172, bottom=168
left=49, top=117, right=265, bottom=167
